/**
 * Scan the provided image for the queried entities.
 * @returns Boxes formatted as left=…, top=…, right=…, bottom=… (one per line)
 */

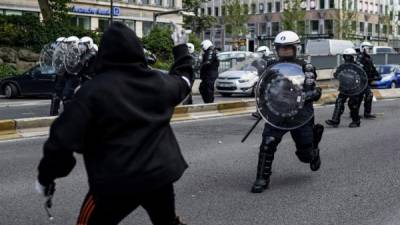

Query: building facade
left=200, top=0, right=400, bottom=51
left=0, top=0, right=183, bottom=38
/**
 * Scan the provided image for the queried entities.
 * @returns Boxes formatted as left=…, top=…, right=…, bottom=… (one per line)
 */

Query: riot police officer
left=251, top=31, right=323, bottom=193
left=256, top=46, right=273, bottom=61
left=358, top=41, right=381, bottom=119
left=77, top=36, right=97, bottom=83
left=199, top=40, right=219, bottom=103
left=183, top=43, right=200, bottom=105
left=325, top=48, right=365, bottom=128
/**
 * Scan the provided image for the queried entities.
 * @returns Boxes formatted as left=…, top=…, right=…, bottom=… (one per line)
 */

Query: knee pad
left=295, top=144, right=314, bottom=163
left=260, top=136, right=280, bottom=154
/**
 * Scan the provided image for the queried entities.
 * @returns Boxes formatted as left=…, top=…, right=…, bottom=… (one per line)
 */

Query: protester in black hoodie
left=35, top=22, right=192, bottom=225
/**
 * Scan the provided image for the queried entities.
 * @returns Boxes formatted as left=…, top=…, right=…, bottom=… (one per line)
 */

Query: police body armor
left=256, top=62, right=313, bottom=130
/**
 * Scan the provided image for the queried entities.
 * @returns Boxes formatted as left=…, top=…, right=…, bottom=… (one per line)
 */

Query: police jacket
left=78, top=48, right=97, bottom=82
left=200, top=47, right=219, bottom=79
left=358, top=52, right=381, bottom=82
left=38, top=22, right=192, bottom=195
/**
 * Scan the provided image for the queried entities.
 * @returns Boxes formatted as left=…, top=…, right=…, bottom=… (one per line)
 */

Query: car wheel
left=391, top=82, right=397, bottom=89
left=3, top=84, right=18, bottom=99
left=221, top=93, right=232, bottom=97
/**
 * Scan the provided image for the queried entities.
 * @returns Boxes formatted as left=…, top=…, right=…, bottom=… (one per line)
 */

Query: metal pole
left=110, top=0, right=114, bottom=23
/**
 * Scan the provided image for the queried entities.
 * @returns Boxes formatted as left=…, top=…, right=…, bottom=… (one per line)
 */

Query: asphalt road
left=0, top=95, right=251, bottom=120
left=1, top=99, right=400, bottom=225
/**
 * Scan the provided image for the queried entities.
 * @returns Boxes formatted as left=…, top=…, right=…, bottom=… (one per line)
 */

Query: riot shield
left=39, top=44, right=55, bottom=73
left=64, top=43, right=83, bottom=75
left=52, top=43, right=67, bottom=74
left=256, top=62, right=313, bottom=130
left=332, top=63, right=368, bottom=96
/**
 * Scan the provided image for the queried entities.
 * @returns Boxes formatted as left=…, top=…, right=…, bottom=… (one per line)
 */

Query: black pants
left=261, top=118, right=315, bottom=163
left=76, top=184, right=177, bottom=225
left=50, top=75, right=66, bottom=116
left=363, top=85, right=374, bottom=115
left=199, top=77, right=217, bottom=104
left=330, top=93, right=361, bottom=123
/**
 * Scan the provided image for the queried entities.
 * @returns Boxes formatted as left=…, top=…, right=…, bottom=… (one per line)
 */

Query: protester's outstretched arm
left=37, top=97, right=92, bottom=187
left=167, top=23, right=194, bottom=105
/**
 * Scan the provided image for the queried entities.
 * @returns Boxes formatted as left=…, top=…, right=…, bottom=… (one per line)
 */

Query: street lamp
left=153, top=9, right=195, bottom=28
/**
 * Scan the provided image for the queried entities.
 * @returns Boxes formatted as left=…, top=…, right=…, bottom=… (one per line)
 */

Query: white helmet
left=343, top=48, right=357, bottom=55
left=187, top=43, right=195, bottom=54
left=273, top=31, right=301, bottom=58
left=92, top=44, right=98, bottom=52
left=79, top=36, right=94, bottom=49
left=256, top=46, right=271, bottom=56
left=274, top=31, right=301, bottom=46
left=56, top=37, right=65, bottom=43
left=201, top=40, right=213, bottom=51
left=65, top=36, right=80, bottom=44
left=360, top=41, right=373, bottom=52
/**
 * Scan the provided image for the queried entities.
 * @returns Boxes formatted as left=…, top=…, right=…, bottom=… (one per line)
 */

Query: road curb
left=1, top=89, right=400, bottom=140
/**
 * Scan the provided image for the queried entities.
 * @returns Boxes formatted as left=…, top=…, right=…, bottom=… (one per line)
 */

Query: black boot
left=172, top=216, right=187, bottom=225
left=310, top=148, right=321, bottom=171
left=349, top=121, right=360, bottom=128
left=325, top=119, right=339, bottom=127
left=251, top=152, right=272, bottom=193
left=325, top=95, right=345, bottom=127
left=364, top=113, right=376, bottom=119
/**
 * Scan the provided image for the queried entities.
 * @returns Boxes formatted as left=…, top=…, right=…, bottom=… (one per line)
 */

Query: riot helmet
left=273, top=31, right=301, bottom=60
left=201, top=40, right=213, bottom=51
left=342, top=48, right=357, bottom=63
left=187, top=43, right=195, bottom=54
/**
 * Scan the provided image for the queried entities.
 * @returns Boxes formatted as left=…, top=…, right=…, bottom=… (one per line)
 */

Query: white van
left=305, top=39, right=354, bottom=56
left=372, top=46, right=397, bottom=54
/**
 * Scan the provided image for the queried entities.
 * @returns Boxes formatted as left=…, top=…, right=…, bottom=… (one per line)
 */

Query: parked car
left=0, top=65, right=56, bottom=99
left=217, top=51, right=261, bottom=73
left=305, top=39, right=355, bottom=56
left=215, top=59, right=259, bottom=97
left=370, top=64, right=400, bottom=89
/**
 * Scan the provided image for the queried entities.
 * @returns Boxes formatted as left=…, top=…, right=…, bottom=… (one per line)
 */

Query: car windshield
left=229, top=58, right=258, bottom=72
left=378, top=66, right=394, bottom=74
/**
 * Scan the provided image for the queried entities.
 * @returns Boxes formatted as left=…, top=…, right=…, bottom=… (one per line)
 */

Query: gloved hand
left=35, top=180, right=56, bottom=197
left=171, top=22, right=188, bottom=46
left=303, top=63, right=316, bottom=87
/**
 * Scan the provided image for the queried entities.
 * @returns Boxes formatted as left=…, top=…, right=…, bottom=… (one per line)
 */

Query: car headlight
left=238, top=79, right=250, bottom=83
left=380, top=76, right=391, bottom=82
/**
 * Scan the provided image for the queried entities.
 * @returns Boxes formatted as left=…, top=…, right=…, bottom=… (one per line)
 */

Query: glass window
left=259, top=3, right=264, bottom=13
left=215, top=7, right=219, bottom=16
left=383, top=25, right=387, bottom=34
left=251, top=4, right=257, bottom=14
left=142, top=21, right=153, bottom=36
left=125, top=20, right=135, bottom=31
left=352, top=21, right=356, bottom=31
left=77, top=16, right=91, bottom=30
left=154, top=0, right=162, bottom=6
left=207, top=7, right=211, bottom=15
left=260, top=23, right=267, bottom=34
left=368, top=23, right=372, bottom=35
left=398, top=25, right=400, bottom=35
left=319, top=0, right=325, bottom=9
left=267, top=3, right=272, bottom=12
left=201, top=8, right=205, bottom=15
left=375, top=24, right=380, bottom=34
left=272, top=22, right=280, bottom=35
left=166, top=0, right=174, bottom=7
left=311, top=20, right=319, bottom=33
left=222, top=6, right=226, bottom=16
left=329, top=0, right=334, bottom=8
left=5, top=10, right=22, bottom=15
left=324, top=20, right=333, bottom=34
left=98, top=18, right=109, bottom=32
left=243, top=4, right=249, bottom=14
left=142, top=0, right=150, bottom=4
left=359, top=22, right=364, bottom=33
left=275, top=2, right=281, bottom=12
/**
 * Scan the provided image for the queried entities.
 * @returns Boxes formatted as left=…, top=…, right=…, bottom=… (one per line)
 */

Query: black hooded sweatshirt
left=38, top=22, right=192, bottom=195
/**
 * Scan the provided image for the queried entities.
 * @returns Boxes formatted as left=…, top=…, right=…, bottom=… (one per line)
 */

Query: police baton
left=241, top=117, right=262, bottom=143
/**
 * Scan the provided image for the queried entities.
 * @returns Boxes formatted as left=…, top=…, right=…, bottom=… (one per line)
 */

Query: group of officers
left=35, top=22, right=383, bottom=224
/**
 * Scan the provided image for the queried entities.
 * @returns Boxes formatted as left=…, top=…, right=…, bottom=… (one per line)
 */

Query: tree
left=334, top=0, right=357, bottom=39
left=223, top=0, right=249, bottom=48
left=142, top=26, right=174, bottom=64
left=37, top=0, right=71, bottom=23
left=281, top=0, right=306, bottom=35
left=183, top=0, right=217, bottom=34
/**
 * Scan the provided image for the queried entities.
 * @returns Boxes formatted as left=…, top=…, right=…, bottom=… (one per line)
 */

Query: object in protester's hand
left=171, top=22, right=188, bottom=46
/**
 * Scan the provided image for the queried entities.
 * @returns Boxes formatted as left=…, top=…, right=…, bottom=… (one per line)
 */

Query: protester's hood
left=95, top=21, right=147, bottom=72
